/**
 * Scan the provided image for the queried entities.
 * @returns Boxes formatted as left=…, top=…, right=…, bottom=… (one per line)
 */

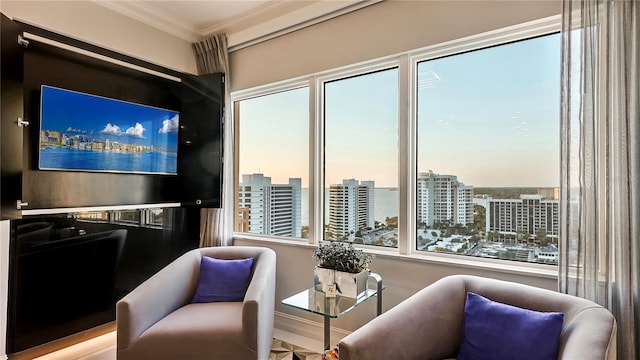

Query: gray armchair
left=338, top=274, right=616, bottom=360
left=116, top=246, right=276, bottom=360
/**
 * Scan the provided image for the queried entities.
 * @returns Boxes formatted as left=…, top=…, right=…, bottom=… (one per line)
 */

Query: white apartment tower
left=457, top=184, right=474, bottom=225
left=486, top=194, right=559, bottom=241
left=327, top=179, right=374, bottom=241
left=237, top=173, right=302, bottom=237
left=417, top=170, right=474, bottom=227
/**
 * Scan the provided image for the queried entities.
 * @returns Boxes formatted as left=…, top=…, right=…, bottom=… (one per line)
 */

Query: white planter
left=313, top=266, right=369, bottom=299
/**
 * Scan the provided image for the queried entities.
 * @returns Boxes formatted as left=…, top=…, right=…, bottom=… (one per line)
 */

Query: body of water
left=39, top=147, right=177, bottom=174
left=301, top=187, right=399, bottom=226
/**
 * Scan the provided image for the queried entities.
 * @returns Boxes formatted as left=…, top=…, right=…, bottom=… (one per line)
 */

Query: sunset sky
left=238, top=33, right=560, bottom=188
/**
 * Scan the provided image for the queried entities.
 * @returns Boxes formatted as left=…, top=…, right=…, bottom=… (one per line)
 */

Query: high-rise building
left=486, top=194, right=559, bottom=241
left=417, top=170, right=474, bottom=227
left=236, top=173, right=302, bottom=237
left=327, top=179, right=374, bottom=241
left=456, top=184, right=474, bottom=225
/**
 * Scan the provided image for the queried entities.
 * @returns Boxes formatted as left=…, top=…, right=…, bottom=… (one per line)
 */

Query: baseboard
left=274, top=311, right=351, bottom=353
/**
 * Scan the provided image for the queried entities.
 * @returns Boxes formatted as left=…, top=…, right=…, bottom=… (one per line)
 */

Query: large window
left=233, top=20, right=560, bottom=267
left=235, top=87, right=309, bottom=239
left=415, top=34, right=560, bottom=264
left=324, top=68, right=399, bottom=247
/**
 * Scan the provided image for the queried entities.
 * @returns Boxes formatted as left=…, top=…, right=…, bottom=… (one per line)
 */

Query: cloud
left=66, top=126, right=83, bottom=133
left=158, top=114, right=179, bottom=134
left=125, top=122, right=146, bottom=138
left=100, top=122, right=146, bottom=138
left=100, top=123, right=122, bottom=135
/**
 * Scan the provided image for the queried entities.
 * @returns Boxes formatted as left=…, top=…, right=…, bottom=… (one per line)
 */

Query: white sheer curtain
left=559, top=0, right=639, bottom=358
left=192, top=33, right=233, bottom=247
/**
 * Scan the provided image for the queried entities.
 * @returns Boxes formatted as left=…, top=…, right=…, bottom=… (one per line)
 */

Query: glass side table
left=282, top=272, right=383, bottom=351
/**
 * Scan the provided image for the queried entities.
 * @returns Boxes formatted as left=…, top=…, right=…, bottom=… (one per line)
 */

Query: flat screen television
left=38, top=85, right=179, bottom=175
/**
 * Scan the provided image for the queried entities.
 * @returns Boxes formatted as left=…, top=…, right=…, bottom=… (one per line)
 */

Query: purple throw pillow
left=191, top=256, right=254, bottom=303
left=457, top=292, right=564, bottom=360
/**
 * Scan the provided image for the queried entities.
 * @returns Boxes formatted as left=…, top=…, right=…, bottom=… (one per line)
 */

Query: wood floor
left=8, top=323, right=116, bottom=360
left=7, top=324, right=323, bottom=360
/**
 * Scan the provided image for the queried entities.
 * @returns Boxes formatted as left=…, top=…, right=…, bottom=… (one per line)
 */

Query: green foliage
left=312, top=241, right=375, bottom=273
left=473, top=187, right=539, bottom=199
left=417, top=236, right=428, bottom=247
left=385, top=216, right=398, bottom=228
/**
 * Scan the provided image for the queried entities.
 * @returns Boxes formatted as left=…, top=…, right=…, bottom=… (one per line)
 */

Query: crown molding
left=225, top=0, right=382, bottom=51
left=92, top=0, right=201, bottom=42
left=91, top=0, right=382, bottom=49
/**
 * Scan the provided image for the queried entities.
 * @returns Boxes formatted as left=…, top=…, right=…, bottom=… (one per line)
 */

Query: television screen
left=38, top=85, right=179, bottom=175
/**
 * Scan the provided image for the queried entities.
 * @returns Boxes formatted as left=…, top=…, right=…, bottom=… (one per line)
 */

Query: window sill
left=232, top=234, right=558, bottom=280
left=371, top=249, right=558, bottom=279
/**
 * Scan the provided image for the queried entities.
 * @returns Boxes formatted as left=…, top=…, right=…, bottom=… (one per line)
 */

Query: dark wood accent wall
left=1, top=13, right=25, bottom=219
left=1, top=12, right=224, bottom=354
left=178, top=73, right=224, bottom=208
left=7, top=207, right=200, bottom=353
left=21, top=40, right=183, bottom=209
left=0, top=14, right=224, bottom=215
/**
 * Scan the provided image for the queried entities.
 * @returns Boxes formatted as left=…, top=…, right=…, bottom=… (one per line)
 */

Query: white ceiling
left=93, top=0, right=381, bottom=50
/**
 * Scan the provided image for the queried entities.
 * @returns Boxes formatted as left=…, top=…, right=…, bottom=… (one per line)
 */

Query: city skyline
left=41, top=85, right=179, bottom=151
left=239, top=171, right=559, bottom=235
left=235, top=171, right=559, bottom=264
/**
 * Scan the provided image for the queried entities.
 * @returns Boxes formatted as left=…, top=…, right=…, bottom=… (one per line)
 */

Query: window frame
left=232, top=80, right=312, bottom=242
left=317, top=60, right=402, bottom=247
left=231, top=15, right=561, bottom=275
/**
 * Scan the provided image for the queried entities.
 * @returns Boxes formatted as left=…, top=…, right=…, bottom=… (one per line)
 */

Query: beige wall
left=0, top=0, right=197, bottom=74
left=230, top=0, right=561, bottom=91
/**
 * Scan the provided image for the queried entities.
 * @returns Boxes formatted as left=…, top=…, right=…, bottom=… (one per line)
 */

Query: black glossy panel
left=21, top=41, right=182, bottom=209
left=6, top=207, right=199, bottom=353
left=177, top=73, right=224, bottom=207
left=1, top=13, right=24, bottom=219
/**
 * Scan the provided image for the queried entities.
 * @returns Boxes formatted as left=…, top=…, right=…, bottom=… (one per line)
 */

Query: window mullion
left=398, top=54, right=412, bottom=255
left=310, top=75, right=322, bottom=245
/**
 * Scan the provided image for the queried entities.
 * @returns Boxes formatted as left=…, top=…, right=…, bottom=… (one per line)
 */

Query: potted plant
left=312, top=241, right=374, bottom=298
